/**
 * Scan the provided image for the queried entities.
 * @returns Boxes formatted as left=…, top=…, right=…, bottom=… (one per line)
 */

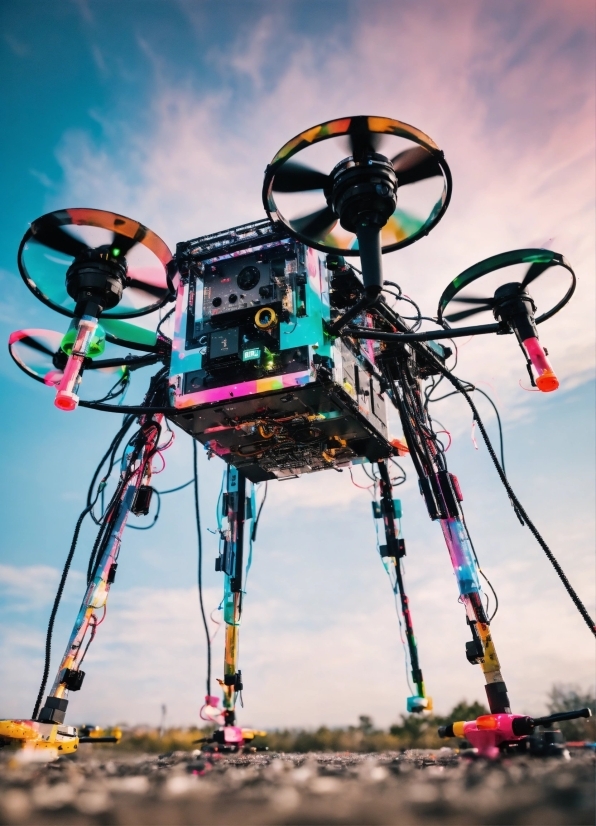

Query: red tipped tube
left=523, top=337, right=559, bottom=392
left=55, top=317, right=98, bottom=411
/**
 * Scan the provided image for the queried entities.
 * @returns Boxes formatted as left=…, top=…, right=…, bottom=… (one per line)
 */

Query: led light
left=242, top=348, right=261, bottom=362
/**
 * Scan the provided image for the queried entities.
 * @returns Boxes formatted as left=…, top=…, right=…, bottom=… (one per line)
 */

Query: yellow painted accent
left=425, top=697, right=434, bottom=712
left=0, top=720, right=39, bottom=741
left=477, top=623, right=502, bottom=677
left=0, top=720, right=79, bottom=756
left=241, top=729, right=267, bottom=740
left=452, top=721, right=466, bottom=737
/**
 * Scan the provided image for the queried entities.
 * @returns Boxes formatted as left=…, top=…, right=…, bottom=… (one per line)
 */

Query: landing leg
left=0, top=417, right=162, bottom=755
left=376, top=460, right=431, bottom=712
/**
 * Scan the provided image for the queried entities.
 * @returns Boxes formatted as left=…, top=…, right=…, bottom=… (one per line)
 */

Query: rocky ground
left=0, top=748, right=594, bottom=825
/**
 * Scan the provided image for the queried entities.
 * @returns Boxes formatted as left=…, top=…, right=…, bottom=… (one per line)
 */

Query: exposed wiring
left=31, top=502, right=93, bottom=720
left=193, top=439, right=212, bottom=696
left=430, top=360, right=596, bottom=636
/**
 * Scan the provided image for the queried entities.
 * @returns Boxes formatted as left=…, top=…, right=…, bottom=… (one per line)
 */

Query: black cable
left=86, top=416, right=135, bottom=510
left=156, top=306, right=175, bottom=339
left=251, top=482, right=268, bottom=542
left=428, top=385, right=506, bottom=474
left=159, top=479, right=193, bottom=494
left=32, top=503, right=93, bottom=720
left=432, top=362, right=596, bottom=636
left=193, top=439, right=211, bottom=697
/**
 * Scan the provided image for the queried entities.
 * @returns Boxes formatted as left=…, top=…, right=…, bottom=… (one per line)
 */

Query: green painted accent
left=102, top=318, right=158, bottom=348
left=393, top=500, right=402, bottom=519
left=242, top=347, right=261, bottom=361
left=438, top=248, right=560, bottom=317
left=60, top=321, right=106, bottom=358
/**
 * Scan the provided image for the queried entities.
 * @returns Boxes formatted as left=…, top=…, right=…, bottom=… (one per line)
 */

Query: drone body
left=2, top=115, right=591, bottom=760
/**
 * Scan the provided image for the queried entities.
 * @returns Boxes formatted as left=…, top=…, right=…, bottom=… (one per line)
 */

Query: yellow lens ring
left=254, top=307, right=278, bottom=330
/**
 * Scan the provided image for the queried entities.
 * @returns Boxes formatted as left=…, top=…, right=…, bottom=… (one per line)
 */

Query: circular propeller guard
left=437, top=249, right=576, bottom=327
left=9, top=328, right=127, bottom=387
left=18, top=208, right=174, bottom=319
left=262, top=115, right=452, bottom=256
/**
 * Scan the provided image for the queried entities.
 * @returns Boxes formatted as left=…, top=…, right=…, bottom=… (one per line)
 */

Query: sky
left=0, top=0, right=594, bottom=730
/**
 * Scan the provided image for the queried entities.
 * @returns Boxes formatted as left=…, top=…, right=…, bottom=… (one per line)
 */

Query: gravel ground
left=0, top=748, right=594, bottom=825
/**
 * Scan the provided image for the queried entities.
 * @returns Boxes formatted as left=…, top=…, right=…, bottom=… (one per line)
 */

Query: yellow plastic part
left=0, top=719, right=79, bottom=756
left=241, top=728, right=267, bottom=741
left=452, top=721, right=466, bottom=738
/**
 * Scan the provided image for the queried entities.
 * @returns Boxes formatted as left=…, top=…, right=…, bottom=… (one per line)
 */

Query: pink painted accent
left=8, top=330, right=25, bottom=345
left=175, top=370, right=312, bottom=409
left=205, top=695, right=220, bottom=707
left=54, top=318, right=98, bottom=411
left=206, top=440, right=231, bottom=456
left=462, top=714, right=525, bottom=758
left=523, top=336, right=559, bottom=391
left=44, top=370, right=63, bottom=387
left=523, top=337, right=552, bottom=375
left=223, top=726, right=244, bottom=744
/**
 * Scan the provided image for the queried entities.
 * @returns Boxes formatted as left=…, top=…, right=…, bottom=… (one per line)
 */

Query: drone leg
left=376, top=461, right=430, bottom=712
left=388, top=366, right=511, bottom=714
left=218, top=466, right=249, bottom=731
left=36, top=418, right=161, bottom=725
left=439, top=514, right=511, bottom=714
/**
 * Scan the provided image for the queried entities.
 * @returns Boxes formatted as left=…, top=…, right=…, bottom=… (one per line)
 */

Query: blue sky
left=0, top=0, right=594, bottom=729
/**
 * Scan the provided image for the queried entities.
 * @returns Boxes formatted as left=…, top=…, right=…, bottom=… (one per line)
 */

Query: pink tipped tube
left=523, top=337, right=559, bottom=392
left=55, top=316, right=98, bottom=411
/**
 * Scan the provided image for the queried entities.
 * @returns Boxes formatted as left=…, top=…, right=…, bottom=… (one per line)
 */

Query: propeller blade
left=18, top=335, right=56, bottom=357
left=451, top=295, right=495, bottom=305
left=445, top=305, right=492, bottom=323
left=521, top=260, right=552, bottom=289
left=272, top=161, right=329, bottom=193
left=348, top=116, right=382, bottom=160
left=381, top=208, right=425, bottom=244
left=391, top=146, right=442, bottom=186
left=126, top=278, right=169, bottom=298
left=31, top=216, right=88, bottom=258
left=291, top=206, right=338, bottom=241
left=111, top=232, right=140, bottom=258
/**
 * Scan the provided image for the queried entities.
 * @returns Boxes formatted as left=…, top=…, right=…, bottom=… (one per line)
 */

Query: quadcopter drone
left=1, top=116, right=593, bottom=760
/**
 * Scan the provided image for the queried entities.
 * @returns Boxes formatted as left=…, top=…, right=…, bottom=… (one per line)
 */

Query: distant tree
left=547, top=684, right=596, bottom=742
left=358, top=715, right=374, bottom=734
left=441, top=700, right=489, bottom=724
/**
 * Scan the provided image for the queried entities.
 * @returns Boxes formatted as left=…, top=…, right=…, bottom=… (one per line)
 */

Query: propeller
left=444, top=260, right=556, bottom=323
left=264, top=116, right=451, bottom=256
left=19, top=208, right=173, bottom=319
left=271, top=161, right=329, bottom=193
left=8, top=329, right=125, bottom=386
left=272, top=142, right=440, bottom=194
left=290, top=206, right=338, bottom=242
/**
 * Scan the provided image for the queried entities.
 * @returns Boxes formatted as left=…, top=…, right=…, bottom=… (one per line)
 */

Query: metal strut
left=204, top=466, right=266, bottom=750
left=375, top=461, right=430, bottom=713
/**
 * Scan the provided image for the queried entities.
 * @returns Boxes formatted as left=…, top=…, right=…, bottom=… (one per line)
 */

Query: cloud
left=4, top=2, right=593, bottom=730
left=1, top=542, right=593, bottom=726
left=48, top=1, right=594, bottom=411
